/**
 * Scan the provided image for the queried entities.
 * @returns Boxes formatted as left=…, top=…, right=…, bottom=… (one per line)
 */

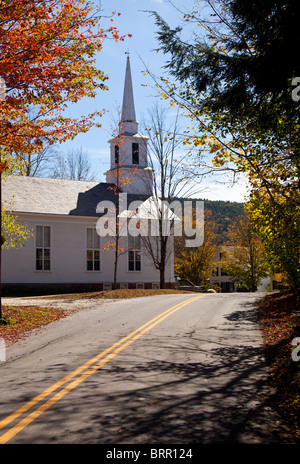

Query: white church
left=2, top=56, right=176, bottom=293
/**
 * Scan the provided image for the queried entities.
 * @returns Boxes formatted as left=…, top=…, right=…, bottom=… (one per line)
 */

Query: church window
left=86, top=228, right=100, bottom=271
left=35, top=225, right=51, bottom=271
left=128, top=233, right=141, bottom=271
left=114, top=145, right=119, bottom=165
left=132, top=142, right=139, bottom=164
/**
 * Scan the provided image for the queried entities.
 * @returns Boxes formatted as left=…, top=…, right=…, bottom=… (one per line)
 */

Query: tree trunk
left=160, top=267, right=165, bottom=289
left=113, top=234, right=119, bottom=290
left=0, top=169, right=2, bottom=319
left=159, top=235, right=168, bottom=289
left=113, top=172, right=120, bottom=291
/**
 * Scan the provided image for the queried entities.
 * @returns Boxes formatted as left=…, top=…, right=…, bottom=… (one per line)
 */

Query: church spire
left=121, top=54, right=138, bottom=135
left=105, top=55, right=153, bottom=195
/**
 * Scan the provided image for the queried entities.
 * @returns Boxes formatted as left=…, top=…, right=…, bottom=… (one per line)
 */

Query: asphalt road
left=0, top=292, right=294, bottom=444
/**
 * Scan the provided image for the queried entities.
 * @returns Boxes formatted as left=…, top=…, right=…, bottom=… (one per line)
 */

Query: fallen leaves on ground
left=258, top=292, right=300, bottom=439
left=0, top=305, right=77, bottom=345
left=39, top=288, right=192, bottom=300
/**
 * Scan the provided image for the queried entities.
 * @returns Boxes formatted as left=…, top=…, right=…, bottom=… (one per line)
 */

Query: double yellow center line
left=0, top=294, right=205, bottom=444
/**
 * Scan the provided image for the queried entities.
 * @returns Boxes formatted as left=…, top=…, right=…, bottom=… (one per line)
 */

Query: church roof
left=3, top=176, right=115, bottom=217
left=3, top=176, right=150, bottom=217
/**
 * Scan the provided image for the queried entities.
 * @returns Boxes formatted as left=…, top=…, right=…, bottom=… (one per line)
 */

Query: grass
left=258, top=292, right=300, bottom=439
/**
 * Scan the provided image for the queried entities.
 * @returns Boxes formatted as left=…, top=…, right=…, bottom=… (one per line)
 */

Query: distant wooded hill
left=203, top=199, right=244, bottom=243
left=177, top=197, right=245, bottom=244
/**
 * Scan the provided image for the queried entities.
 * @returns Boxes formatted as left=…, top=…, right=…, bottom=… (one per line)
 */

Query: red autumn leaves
left=0, top=0, right=128, bottom=159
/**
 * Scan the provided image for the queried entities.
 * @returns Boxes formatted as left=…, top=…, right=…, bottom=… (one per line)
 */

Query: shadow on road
left=6, top=296, right=297, bottom=444
left=33, top=302, right=296, bottom=444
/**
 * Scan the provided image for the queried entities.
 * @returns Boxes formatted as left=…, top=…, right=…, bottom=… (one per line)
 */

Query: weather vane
left=125, top=49, right=130, bottom=55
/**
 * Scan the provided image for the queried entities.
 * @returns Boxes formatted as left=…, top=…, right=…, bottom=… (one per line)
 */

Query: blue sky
left=62, top=0, right=249, bottom=202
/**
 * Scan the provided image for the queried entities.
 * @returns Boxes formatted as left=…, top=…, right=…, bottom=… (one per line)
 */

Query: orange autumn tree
left=0, top=0, right=130, bottom=318
left=0, top=0, right=129, bottom=159
left=0, top=0, right=131, bottom=246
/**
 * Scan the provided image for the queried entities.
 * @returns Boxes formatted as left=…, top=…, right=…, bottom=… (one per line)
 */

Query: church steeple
left=120, top=55, right=138, bottom=135
left=105, top=55, right=153, bottom=196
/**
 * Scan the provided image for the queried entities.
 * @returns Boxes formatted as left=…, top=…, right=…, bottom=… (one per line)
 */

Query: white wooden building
left=2, top=57, right=176, bottom=292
